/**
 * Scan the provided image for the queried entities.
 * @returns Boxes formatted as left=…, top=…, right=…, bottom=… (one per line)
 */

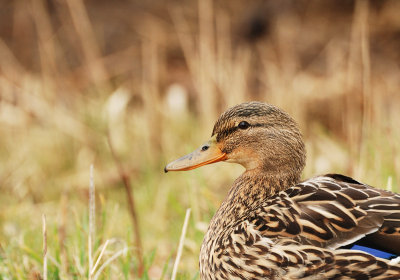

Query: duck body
left=165, top=102, right=400, bottom=279
left=200, top=174, right=400, bottom=279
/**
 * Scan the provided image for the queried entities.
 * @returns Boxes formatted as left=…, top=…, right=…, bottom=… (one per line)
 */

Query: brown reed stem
left=359, top=0, right=371, bottom=168
left=64, top=0, right=109, bottom=85
left=107, top=132, right=144, bottom=276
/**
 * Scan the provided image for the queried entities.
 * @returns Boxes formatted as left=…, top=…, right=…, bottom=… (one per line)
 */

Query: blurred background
left=1, top=0, right=400, bottom=278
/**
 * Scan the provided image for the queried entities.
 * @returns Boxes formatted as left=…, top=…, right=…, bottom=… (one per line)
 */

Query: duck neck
left=214, top=169, right=300, bottom=224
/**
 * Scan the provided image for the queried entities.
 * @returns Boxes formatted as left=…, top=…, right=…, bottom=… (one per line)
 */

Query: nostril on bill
left=201, top=145, right=209, bottom=151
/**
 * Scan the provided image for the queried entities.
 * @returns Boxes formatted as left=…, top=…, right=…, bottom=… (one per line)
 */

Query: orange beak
left=164, top=135, right=227, bottom=172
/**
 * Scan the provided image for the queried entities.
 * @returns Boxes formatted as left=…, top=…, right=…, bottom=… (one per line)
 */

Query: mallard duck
left=165, top=101, right=400, bottom=279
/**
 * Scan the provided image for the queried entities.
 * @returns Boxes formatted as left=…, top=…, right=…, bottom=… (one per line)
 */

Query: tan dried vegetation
left=0, top=0, right=400, bottom=279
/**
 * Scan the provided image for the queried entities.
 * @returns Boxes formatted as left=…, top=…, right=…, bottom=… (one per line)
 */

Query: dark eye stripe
left=215, top=123, right=274, bottom=142
left=216, top=126, right=239, bottom=141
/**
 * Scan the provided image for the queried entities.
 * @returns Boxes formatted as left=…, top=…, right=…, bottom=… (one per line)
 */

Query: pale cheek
left=226, top=149, right=261, bottom=170
left=225, top=149, right=244, bottom=161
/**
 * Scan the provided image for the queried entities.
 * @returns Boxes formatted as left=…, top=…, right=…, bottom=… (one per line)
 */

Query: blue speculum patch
left=350, top=244, right=397, bottom=259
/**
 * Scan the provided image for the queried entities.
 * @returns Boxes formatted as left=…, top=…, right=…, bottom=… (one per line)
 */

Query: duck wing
left=218, top=222, right=400, bottom=279
left=251, top=174, right=400, bottom=255
left=268, top=239, right=400, bottom=279
left=210, top=174, right=400, bottom=279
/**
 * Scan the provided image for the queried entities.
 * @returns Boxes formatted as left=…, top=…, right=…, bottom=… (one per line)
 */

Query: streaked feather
left=200, top=174, right=400, bottom=279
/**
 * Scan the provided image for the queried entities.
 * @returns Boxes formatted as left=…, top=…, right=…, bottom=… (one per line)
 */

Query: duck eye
left=238, top=121, right=250, bottom=130
left=201, top=145, right=209, bottom=151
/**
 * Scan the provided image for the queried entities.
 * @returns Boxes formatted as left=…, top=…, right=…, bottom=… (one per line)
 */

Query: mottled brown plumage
left=165, top=101, right=400, bottom=279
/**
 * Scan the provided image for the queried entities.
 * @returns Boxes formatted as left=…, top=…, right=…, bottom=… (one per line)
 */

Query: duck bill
left=164, top=135, right=226, bottom=172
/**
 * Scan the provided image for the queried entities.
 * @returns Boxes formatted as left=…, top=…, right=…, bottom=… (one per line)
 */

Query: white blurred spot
left=104, top=87, right=131, bottom=151
left=105, top=87, right=131, bottom=122
left=165, top=83, right=188, bottom=116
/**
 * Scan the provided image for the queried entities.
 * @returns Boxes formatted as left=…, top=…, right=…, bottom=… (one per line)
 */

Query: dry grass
left=0, top=0, right=400, bottom=279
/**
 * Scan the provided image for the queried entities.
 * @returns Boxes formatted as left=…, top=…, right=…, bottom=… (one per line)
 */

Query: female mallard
left=165, top=101, right=400, bottom=279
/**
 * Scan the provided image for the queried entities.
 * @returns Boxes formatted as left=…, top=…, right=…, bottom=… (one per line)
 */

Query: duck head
left=165, top=101, right=306, bottom=179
